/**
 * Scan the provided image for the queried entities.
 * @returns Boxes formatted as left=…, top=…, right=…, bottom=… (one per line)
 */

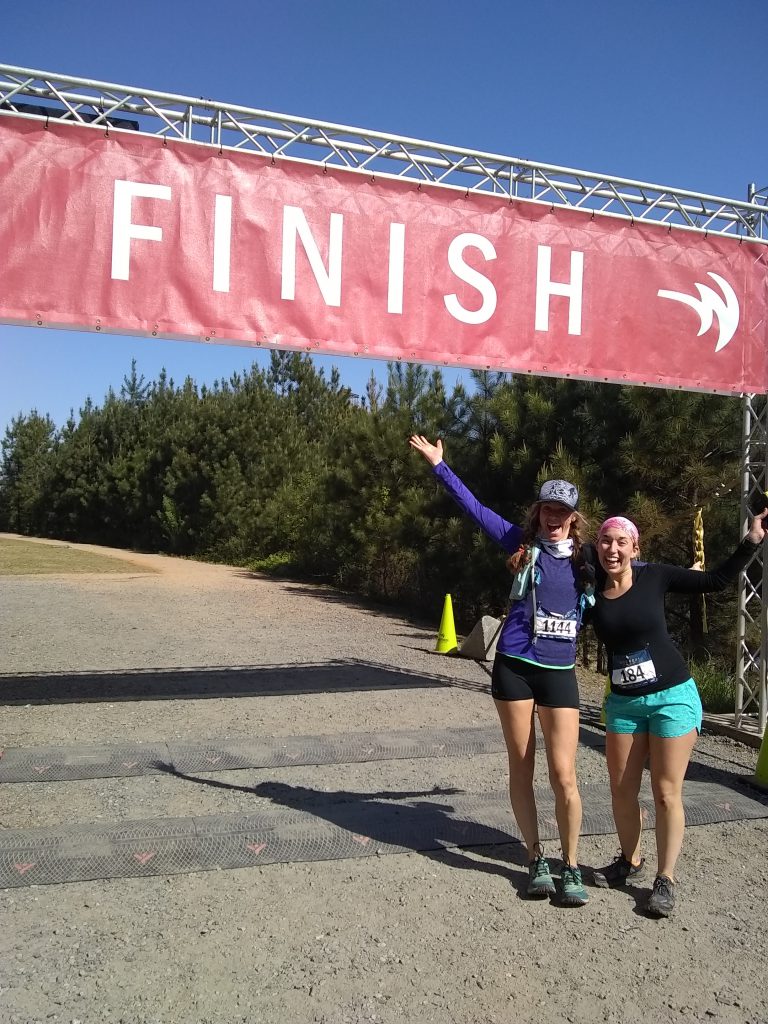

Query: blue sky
left=2, top=0, right=767, bottom=433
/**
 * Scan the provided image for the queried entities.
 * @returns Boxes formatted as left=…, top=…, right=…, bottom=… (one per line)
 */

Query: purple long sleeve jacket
left=434, top=461, right=582, bottom=668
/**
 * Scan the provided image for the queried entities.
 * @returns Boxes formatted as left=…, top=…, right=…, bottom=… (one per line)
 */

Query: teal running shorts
left=605, top=678, right=702, bottom=738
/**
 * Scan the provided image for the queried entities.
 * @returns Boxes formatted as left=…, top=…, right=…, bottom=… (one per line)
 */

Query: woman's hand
left=746, top=509, right=768, bottom=545
left=408, top=435, right=444, bottom=467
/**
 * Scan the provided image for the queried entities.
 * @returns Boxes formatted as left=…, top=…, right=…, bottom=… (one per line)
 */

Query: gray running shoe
left=593, top=853, right=646, bottom=888
left=646, top=874, right=676, bottom=917
left=527, top=855, right=556, bottom=897
left=559, top=864, right=589, bottom=907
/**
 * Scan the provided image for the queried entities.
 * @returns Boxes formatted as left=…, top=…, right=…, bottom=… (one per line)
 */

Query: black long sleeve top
left=591, top=539, right=758, bottom=696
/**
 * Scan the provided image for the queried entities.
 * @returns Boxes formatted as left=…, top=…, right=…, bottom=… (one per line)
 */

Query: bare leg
left=605, top=731, right=649, bottom=863
left=537, top=705, right=582, bottom=865
left=493, top=698, right=539, bottom=858
left=648, top=728, right=698, bottom=880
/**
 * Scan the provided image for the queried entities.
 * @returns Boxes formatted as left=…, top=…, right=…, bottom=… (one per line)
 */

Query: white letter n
left=281, top=205, right=343, bottom=307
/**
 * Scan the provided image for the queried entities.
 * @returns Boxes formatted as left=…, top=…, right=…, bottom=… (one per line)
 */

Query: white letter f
left=111, top=179, right=172, bottom=280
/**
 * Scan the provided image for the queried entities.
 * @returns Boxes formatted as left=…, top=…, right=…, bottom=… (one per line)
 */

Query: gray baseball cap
left=538, top=479, right=579, bottom=511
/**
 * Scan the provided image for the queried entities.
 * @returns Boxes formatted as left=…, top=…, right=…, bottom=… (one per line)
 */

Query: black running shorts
left=491, top=653, right=580, bottom=708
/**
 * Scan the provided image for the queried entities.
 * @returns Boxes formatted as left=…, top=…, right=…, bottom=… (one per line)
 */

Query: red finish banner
left=1, top=116, right=767, bottom=394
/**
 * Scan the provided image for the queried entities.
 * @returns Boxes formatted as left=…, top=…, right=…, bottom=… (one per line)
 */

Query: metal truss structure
left=1, top=63, right=767, bottom=733
left=2, top=64, right=768, bottom=241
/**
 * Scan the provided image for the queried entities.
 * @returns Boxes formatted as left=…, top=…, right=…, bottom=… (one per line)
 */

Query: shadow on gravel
left=685, top=758, right=768, bottom=801
left=232, top=573, right=420, bottom=621
left=578, top=705, right=763, bottom=799
left=255, top=779, right=531, bottom=890
left=152, top=761, right=530, bottom=889
left=0, top=659, right=469, bottom=705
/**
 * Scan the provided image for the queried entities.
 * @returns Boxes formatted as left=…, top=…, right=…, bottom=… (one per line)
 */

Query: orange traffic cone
left=435, top=594, right=458, bottom=654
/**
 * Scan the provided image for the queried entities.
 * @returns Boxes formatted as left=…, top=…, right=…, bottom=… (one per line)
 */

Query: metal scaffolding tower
left=738, top=391, right=768, bottom=735
left=1, top=64, right=767, bottom=732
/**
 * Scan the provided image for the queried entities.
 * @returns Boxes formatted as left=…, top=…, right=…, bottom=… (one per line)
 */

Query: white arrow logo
left=657, top=272, right=739, bottom=352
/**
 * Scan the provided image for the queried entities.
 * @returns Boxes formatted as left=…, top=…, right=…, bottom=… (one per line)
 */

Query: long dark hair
left=506, top=502, right=588, bottom=575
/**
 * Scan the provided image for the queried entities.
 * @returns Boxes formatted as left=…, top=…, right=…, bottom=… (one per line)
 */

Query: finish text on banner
left=1, top=117, right=766, bottom=394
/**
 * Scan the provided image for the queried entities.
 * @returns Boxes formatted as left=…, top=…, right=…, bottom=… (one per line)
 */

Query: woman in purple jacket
left=410, top=435, right=592, bottom=906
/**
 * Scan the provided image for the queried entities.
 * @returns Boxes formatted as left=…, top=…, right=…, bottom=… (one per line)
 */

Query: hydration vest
left=508, top=541, right=597, bottom=629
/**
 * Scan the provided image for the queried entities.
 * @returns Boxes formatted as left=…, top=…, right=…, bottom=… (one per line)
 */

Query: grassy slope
left=0, top=537, right=156, bottom=575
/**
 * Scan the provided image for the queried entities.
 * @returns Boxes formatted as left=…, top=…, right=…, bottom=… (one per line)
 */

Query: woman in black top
left=590, top=512, right=766, bottom=917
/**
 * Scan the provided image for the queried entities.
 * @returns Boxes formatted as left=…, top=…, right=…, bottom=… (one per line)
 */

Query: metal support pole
left=736, top=391, right=768, bottom=733
left=736, top=396, right=750, bottom=724
left=762, top=545, right=768, bottom=734
left=734, top=182, right=768, bottom=735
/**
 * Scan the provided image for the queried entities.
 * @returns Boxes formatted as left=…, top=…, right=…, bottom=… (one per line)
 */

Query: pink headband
left=598, top=516, right=639, bottom=543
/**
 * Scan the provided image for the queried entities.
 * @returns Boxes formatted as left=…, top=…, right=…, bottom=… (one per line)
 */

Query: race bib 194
left=611, top=650, right=657, bottom=690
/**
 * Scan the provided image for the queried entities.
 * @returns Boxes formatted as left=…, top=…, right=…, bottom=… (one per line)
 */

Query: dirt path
left=1, top=537, right=766, bottom=1024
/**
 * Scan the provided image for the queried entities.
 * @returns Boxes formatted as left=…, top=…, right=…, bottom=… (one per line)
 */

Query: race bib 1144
left=535, top=613, right=578, bottom=641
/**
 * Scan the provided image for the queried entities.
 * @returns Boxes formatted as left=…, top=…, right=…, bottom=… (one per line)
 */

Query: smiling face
left=598, top=527, right=639, bottom=578
left=538, top=501, right=576, bottom=544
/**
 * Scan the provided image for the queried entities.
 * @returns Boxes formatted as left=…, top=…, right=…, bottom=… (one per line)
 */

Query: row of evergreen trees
left=0, top=351, right=753, bottom=662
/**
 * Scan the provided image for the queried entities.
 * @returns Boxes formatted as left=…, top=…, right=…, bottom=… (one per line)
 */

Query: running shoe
left=527, top=855, right=556, bottom=897
left=593, top=853, right=646, bottom=888
left=559, top=864, right=589, bottom=906
left=646, top=874, right=676, bottom=917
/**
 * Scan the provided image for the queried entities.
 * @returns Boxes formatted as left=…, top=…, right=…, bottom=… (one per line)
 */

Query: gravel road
left=1, top=536, right=766, bottom=1024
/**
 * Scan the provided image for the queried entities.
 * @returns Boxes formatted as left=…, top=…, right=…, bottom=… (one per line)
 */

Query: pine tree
left=0, top=412, right=57, bottom=534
